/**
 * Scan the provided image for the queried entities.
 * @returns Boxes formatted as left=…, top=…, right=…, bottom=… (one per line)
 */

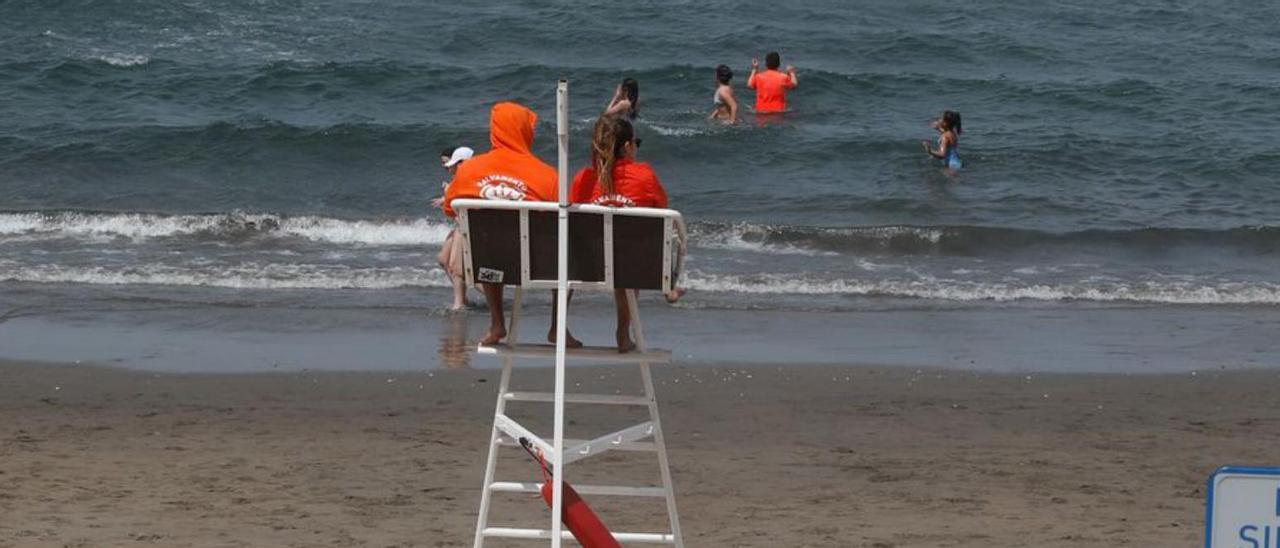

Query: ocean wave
left=687, top=222, right=1280, bottom=257
left=94, top=53, right=150, bottom=67
left=644, top=123, right=711, bottom=137
left=0, top=261, right=449, bottom=290
left=683, top=272, right=1280, bottom=305
left=0, top=211, right=452, bottom=246
left=4, top=257, right=1278, bottom=305
left=9, top=211, right=1280, bottom=259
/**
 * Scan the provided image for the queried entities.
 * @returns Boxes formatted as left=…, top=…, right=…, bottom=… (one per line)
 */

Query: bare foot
left=664, top=287, right=686, bottom=304
left=547, top=329, right=583, bottom=349
left=480, top=325, right=506, bottom=346
left=616, top=330, right=636, bottom=354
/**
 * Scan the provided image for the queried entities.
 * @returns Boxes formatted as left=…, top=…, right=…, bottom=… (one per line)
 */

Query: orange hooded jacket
left=443, top=102, right=557, bottom=218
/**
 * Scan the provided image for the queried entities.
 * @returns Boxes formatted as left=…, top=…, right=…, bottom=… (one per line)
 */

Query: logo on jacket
left=478, top=175, right=529, bottom=201
left=591, top=194, right=637, bottom=208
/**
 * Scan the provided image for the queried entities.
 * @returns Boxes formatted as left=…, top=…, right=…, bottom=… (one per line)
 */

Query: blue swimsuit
left=940, top=137, right=961, bottom=170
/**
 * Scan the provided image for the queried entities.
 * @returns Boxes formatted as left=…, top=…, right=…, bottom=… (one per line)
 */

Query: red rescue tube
left=540, top=480, right=621, bottom=548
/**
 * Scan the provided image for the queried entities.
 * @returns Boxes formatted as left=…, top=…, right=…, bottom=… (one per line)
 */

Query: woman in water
left=922, top=110, right=962, bottom=171
left=604, top=78, right=639, bottom=120
left=551, top=115, right=681, bottom=352
left=708, top=64, right=738, bottom=124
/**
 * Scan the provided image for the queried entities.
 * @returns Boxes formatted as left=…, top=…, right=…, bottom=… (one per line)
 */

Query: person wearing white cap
left=434, top=146, right=475, bottom=311
left=441, top=146, right=474, bottom=172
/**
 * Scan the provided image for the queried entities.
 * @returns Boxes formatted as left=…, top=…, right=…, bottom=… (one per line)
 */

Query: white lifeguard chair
left=454, top=81, right=686, bottom=547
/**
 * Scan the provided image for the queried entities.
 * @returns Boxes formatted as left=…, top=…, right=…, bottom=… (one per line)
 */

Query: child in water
left=708, top=64, right=738, bottom=124
left=922, top=110, right=962, bottom=171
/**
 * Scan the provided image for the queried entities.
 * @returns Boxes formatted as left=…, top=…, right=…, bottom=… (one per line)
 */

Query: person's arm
left=747, top=58, right=759, bottom=89
left=786, top=65, right=798, bottom=88
left=570, top=168, right=592, bottom=204
left=604, top=98, right=631, bottom=117
left=654, top=180, right=669, bottom=209
left=441, top=178, right=459, bottom=217
left=642, top=165, right=669, bottom=209
left=604, top=84, right=625, bottom=115
left=921, top=137, right=948, bottom=159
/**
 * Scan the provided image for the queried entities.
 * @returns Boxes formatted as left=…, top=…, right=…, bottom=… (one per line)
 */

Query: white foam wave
left=279, top=217, right=450, bottom=245
left=0, top=212, right=452, bottom=246
left=96, top=53, right=150, bottom=67
left=690, top=223, right=831, bottom=256
left=3, top=257, right=1279, bottom=304
left=645, top=124, right=710, bottom=137
left=683, top=273, right=1280, bottom=305
left=855, top=226, right=945, bottom=244
left=688, top=223, right=949, bottom=257
left=0, top=261, right=451, bottom=290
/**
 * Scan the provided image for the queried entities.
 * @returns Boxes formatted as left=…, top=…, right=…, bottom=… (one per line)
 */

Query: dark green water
left=3, top=0, right=1280, bottom=309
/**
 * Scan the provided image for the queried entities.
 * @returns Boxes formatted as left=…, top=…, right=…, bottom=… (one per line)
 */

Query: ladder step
left=505, top=391, right=651, bottom=406
left=482, top=527, right=675, bottom=544
left=498, top=437, right=656, bottom=453
left=488, top=481, right=667, bottom=497
left=477, top=343, right=671, bottom=364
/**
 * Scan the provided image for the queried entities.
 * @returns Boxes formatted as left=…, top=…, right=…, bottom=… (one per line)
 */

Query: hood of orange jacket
left=489, top=102, right=536, bottom=154
left=442, top=102, right=557, bottom=217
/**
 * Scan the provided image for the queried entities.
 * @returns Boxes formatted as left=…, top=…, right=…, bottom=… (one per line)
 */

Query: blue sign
left=1207, top=466, right=1280, bottom=548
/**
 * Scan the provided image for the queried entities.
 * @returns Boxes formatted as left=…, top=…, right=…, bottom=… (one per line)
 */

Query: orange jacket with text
left=570, top=158, right=669, bottom=209
left=443, top=102, right=557, bottom=217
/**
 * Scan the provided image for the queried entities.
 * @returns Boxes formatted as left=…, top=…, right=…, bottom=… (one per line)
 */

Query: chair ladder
left=471, top=288, right=684, bottom=547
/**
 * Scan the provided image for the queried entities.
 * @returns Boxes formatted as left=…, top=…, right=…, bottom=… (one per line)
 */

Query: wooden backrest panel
left=457, top=200, right=679, bottom=291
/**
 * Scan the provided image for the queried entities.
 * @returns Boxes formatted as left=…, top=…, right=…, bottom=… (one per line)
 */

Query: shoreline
left=2, top=299, right=1279, bottom=374
left=4, top=360, right=1278, bottom=546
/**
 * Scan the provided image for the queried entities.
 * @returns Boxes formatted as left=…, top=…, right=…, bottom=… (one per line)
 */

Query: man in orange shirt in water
left=746, top=51, right=798, bottom=114
left=444, top=101, right=558, bottom=345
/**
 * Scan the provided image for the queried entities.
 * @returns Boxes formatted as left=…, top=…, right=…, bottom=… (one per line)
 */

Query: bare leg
left=547, top=290, right=583, bottom=348
left=480, top=283, right=506, bottom=345
left=614, top=289, right=637, bottom=353
left=440, top=228, right=469, bottom=311
left=450, top=272, right=469, bottom=311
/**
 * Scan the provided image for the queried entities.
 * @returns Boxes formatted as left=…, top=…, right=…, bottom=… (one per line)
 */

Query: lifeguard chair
left=455, top=81, right=686, bottom=547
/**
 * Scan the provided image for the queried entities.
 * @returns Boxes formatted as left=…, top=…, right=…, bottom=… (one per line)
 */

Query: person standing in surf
left=922, top=110, right=962, bottom=171
left=443, top=102, right=559, bottom=345
left=708, top=64, right=739, bottom=124
left=433, top=146, right=474, bottom=311
left=604, top=78, right=640, bottom=120
left=746, top=52, right=797, bottom=114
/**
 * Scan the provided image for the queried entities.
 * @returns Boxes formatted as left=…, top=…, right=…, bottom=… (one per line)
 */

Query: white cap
left=444, top=146, right=474, bottom=167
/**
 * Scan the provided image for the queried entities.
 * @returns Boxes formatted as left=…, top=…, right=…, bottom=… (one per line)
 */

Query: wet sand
left=2, top=359, right=1278, bottom=547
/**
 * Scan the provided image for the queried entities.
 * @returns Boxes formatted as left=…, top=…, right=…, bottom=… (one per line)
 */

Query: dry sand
left=2, top=359, right=1279, bottom=547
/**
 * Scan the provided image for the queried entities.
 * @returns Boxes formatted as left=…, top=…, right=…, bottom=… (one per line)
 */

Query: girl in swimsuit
left=708, top=65, right=738, bottom=124
left=604, top=78, right=640, bottom=120
left=922, top=110, right=962, bottom=171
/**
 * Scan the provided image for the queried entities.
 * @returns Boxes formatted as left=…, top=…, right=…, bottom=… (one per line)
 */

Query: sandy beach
left=3, top=359, right=1278, bottom=547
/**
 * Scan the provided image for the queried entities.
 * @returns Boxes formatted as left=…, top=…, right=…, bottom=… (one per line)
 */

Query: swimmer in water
left=747, top=51, right=797, bottom=114
left=922, top=110, right=962, bottom=171
left=708, top=64, right=738, bottom=124
left=604, top=77, right=640, bottom=120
